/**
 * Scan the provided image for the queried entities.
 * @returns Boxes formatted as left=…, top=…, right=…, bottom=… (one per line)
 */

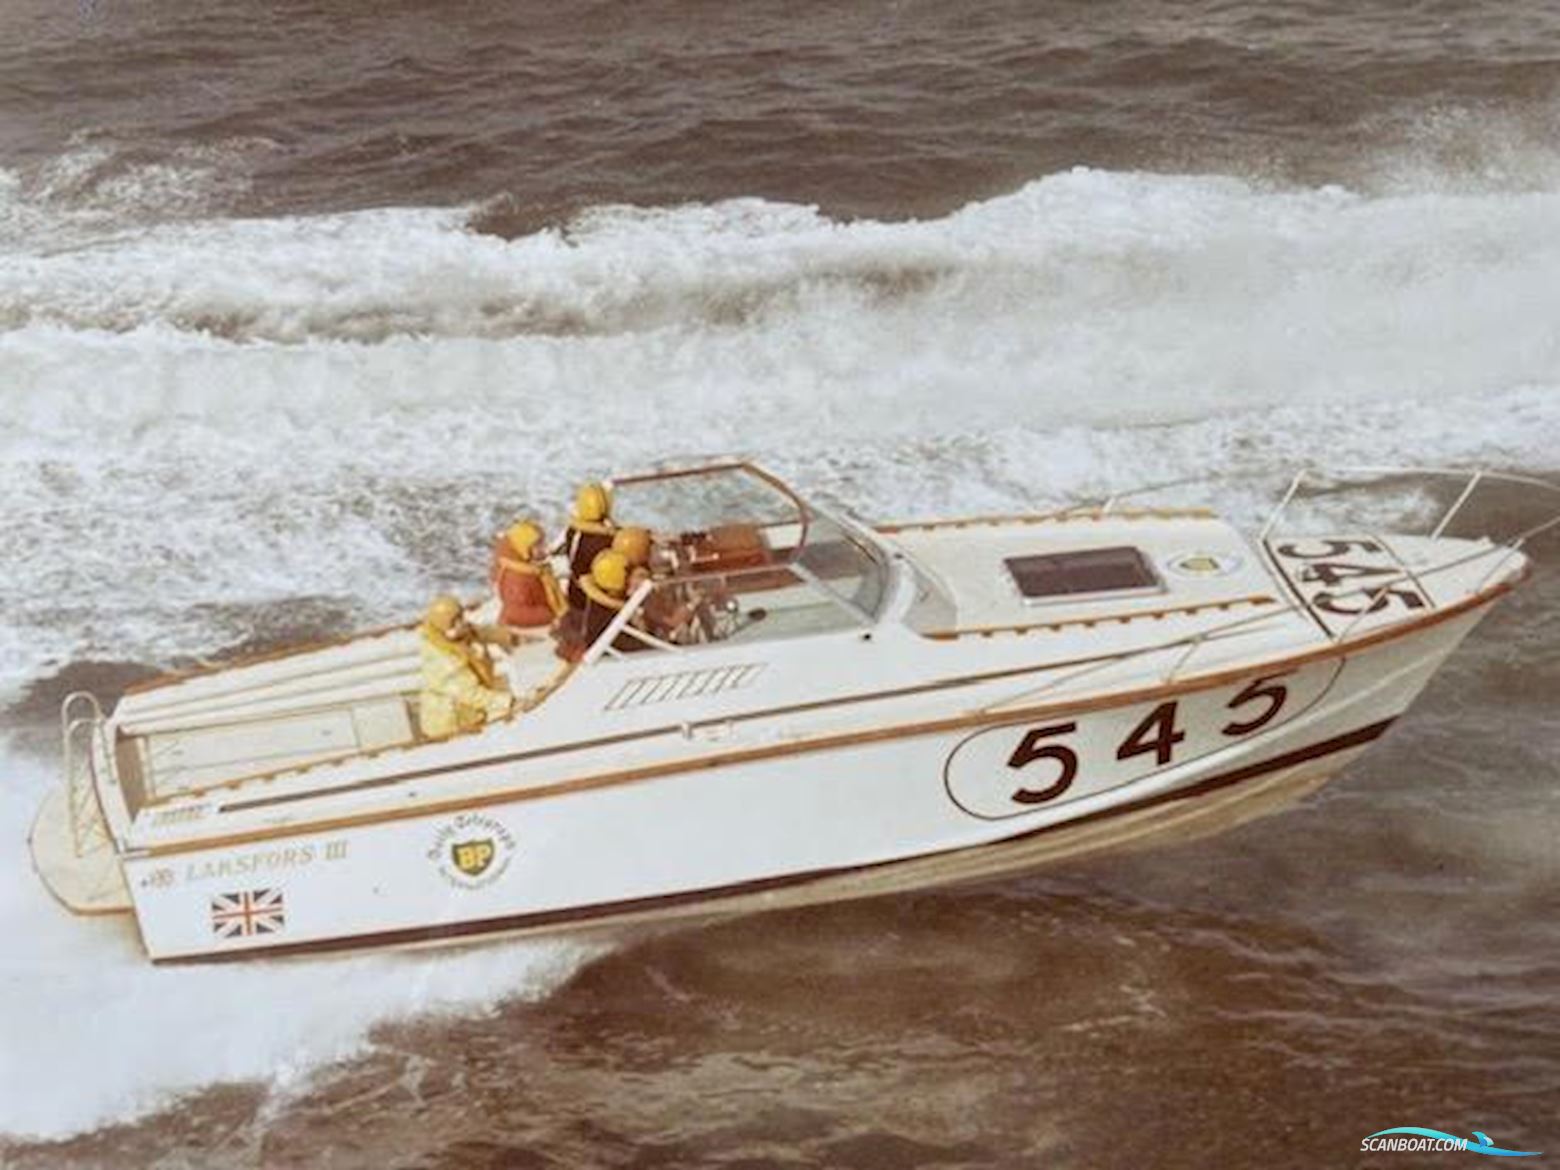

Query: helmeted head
left=573, top=481, right=612, bottom=524
left=505, top=519, right=545, bottom=560
left=611, top=525, right=652, bottom=567
left=425, top=594, right=467, bottom=637
left=590, top=549, right=629, bottom=596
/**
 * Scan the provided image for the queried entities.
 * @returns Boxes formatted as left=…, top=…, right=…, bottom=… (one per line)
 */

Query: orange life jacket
left=491, top=537, right=566, bottom=626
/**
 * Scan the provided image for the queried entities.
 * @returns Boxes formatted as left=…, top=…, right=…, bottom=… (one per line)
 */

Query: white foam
left=0, top=135, right=274, bottom=250
left=0, top=742, right=610, bottom=1140
left=2, top=164, right=1559, bottom=1138
left=2, top=170, right=1557, bottom=687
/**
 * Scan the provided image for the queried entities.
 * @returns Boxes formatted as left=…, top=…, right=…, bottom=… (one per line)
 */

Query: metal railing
left=976, top=465, right=1560, bottom=713
left=1257, top=466, right=1560, bottom=641
left=59, top=691, right=115, bottom=858
left=1256, top=465, right=1560, bottom=543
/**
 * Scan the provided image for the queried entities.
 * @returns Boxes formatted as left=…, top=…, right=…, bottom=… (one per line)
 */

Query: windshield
left=593, top=463, right=891, bottom=654
left=793, top=514, right=889, bottom=621
left=611, top=464, right=806, bottom=550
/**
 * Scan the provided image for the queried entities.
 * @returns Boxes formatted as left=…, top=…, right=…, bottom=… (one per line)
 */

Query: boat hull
left=126, top=601, right=1488, bottom=963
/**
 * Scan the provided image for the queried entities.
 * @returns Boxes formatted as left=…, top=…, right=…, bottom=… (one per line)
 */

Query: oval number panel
left=943, top=658, right=1343, bottom=820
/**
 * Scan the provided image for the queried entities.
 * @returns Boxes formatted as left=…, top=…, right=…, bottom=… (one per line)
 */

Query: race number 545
left=943, top=661, right=1339, bottom=820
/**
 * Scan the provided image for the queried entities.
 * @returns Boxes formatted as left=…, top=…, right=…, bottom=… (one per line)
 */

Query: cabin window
left=1005, top=546, right=1161, bottom=601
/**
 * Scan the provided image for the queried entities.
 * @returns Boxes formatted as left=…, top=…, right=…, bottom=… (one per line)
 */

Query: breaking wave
left=2, top=159, right=1558, bottom=1139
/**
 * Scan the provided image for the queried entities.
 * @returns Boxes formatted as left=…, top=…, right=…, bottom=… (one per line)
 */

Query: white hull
left=30, top=463, right=1551, bottom=963
left=126, top=602, right=1482, bottom=962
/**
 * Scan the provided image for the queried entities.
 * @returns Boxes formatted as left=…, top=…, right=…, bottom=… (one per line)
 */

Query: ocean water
left=2, top=1, right=1558, bottom=1165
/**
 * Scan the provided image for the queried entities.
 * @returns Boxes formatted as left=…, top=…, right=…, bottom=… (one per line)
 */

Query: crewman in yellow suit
left=564, top=481, right=617, bottom=608
left=418, top=595, right=514, bottom=738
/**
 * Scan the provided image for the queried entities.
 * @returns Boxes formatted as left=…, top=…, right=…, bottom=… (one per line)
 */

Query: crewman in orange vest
left=491, top=519, right=567, bottom=629
left=564, top=481, right=616, bottom=608
left=418, top=595, right=514, bottom=737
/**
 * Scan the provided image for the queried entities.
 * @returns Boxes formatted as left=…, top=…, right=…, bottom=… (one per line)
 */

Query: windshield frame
left=584, top=462, right=894, bottom=659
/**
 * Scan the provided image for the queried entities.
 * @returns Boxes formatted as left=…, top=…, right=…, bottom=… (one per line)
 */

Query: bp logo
left=427, top=813, right=516, bottom=890
left=452, top=839, right=495, bottom=878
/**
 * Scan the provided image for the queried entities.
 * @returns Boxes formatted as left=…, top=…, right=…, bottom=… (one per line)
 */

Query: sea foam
left=1, top=164, right=1558, bottom=1138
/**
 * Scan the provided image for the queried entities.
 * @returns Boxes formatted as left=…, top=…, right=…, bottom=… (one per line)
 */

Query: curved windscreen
left=611, top=464, right=806, bottom=548
left=598, top=464, right=891, bottom=652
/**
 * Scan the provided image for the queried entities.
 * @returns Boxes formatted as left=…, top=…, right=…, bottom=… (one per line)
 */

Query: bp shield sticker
left=429, top=814, right=515, bottom=889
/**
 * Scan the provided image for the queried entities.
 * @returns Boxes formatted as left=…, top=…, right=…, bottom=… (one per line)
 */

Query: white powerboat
left=30, top=461, right=1558, bottom=962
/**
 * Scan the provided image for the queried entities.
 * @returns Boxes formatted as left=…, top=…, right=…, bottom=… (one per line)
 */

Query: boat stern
left=30, top=693, right=132, bottom=915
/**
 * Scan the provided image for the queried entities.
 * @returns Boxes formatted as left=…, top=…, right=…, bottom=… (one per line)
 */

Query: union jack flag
left=210, top=888, right=286, bottom=938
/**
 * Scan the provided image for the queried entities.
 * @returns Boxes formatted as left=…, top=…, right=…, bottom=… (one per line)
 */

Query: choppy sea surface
left=2, top=1, right=1558, bottom=1165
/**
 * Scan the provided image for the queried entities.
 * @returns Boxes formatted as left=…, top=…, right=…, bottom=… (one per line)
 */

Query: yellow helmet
left=574, top=481, right=612, bottom=524
left=611, top=525, right=652, bottom=567
left=590, top=548, right=629, bottom=595
left=425, top=594, right=464, bottom=633
left=506, top=519, right=544, bottom=557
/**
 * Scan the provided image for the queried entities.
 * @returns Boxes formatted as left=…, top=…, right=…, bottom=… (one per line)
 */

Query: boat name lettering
left=182, top=839, right=350, bottom=884
left=944, top=661, right=1342, bottom=820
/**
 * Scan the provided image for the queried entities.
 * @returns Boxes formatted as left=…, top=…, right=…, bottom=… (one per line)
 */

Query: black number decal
left=1117, top=702, right=1185, bottom=767
left=1222, top=675, right=1289, bottom=736
left=1311, top=586, right=1427, bottom=616
left=1275, top=539, right=1384, bottom=560
left=1295, top=561, right=1395, bottom=588
left=1006, top=722, right=1079, bottom=805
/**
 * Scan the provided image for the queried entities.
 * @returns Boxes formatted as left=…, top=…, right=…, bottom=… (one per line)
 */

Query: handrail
left=1259, top=471, right=1307, bottom=541
left=878, top=506, right=1216, bottom=534
left=60, top=692, right=114, bottom=856
left=975, top=465, right=1557, bottom=713
left=1255, top=465, right=1560, bottom=542
left=1431, top=469, right=1484, bottom=539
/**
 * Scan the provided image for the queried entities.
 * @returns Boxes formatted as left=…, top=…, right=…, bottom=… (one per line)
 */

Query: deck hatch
left=1004, top=546, right=1162, bottom=602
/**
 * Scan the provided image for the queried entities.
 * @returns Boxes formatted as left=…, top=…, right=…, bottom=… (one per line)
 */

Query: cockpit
left=588, top=462, right=891, bottom=657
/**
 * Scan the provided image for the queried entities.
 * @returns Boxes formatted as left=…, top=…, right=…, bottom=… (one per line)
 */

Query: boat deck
left=112, top=629, right=568, bottom=805
left=887, top=513, right=1275, bottom=637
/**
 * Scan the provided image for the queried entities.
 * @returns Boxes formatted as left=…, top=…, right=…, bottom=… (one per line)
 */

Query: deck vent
left=1005, top=546, right=1161, bottom=602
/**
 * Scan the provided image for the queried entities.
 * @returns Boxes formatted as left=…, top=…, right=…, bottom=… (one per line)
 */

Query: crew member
left=611, top=525, right=653, bottom=572
left=562, top=549, right=640, bottom=659
left=564, top=481, right=616, bottom=608
left=491, top=519, right=567, bottom=629
left=418, top=595, right=514, bottom=738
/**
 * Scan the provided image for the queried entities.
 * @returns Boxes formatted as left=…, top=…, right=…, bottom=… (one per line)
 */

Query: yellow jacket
left=418, top=623, right=513, bottom=738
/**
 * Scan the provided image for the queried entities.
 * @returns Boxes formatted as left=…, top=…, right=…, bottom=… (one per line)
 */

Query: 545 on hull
left=31, top=463, right=1558, bottom=961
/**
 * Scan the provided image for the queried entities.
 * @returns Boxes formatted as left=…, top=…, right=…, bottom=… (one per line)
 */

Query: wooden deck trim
left=135, top=573, right=1520, bottom=860
left=922, top=593, right=1279, bottom=641
left=877, top=506, right=1218, bottom=535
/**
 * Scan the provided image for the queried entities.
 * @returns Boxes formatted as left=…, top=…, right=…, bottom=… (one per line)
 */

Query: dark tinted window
left=1005, top=546, right=1159, bottom=599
